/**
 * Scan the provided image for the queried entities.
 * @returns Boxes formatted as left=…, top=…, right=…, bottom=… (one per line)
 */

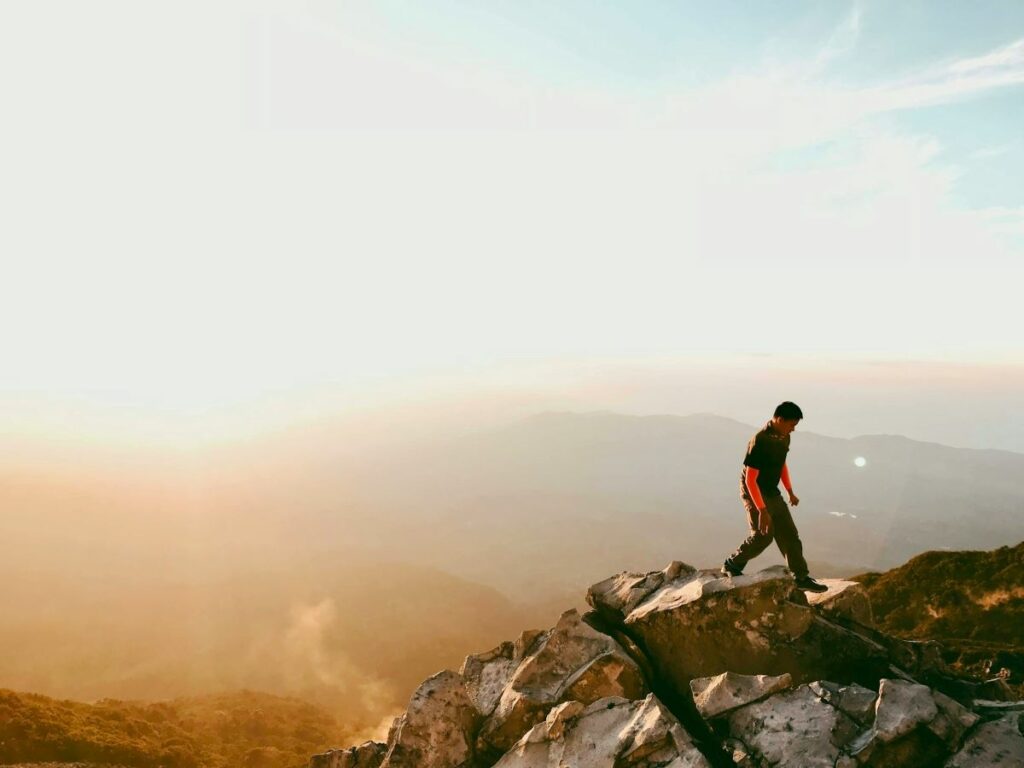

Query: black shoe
left=721, top=559, right=744, bottom=577
left=795, top=576, right=828, bottom=593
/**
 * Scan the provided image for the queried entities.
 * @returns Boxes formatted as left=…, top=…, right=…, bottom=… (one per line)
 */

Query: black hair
left=774, top=401, right=803, bottom=421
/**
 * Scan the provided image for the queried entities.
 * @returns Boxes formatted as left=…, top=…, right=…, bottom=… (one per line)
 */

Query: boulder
left=308, top=742, right=385, bottom=768
left=588, top=565, right=894, bottom=690
left=945, top=711, right=1024, bottom=767
left=805, top=579, right=874, bottom=626
left=493, top=694, right=711, bottom=768
left=689, top=671, right=793, bottom=719
left=476, top=608, right=647, bottom=756
left=847, top=678, right=979, bottom=767
left=808, top=680, right=877, bottom=726
left=724, top=683, right=863, bottom=768
left=379, top=670, right=479, bottom=768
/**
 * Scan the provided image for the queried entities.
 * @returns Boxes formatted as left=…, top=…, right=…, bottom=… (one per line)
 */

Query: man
left=721, top=401, right=829, bottom=593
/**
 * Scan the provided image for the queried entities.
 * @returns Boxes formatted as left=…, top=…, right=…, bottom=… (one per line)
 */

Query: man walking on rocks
left=722, top=401, right=829, bottom=593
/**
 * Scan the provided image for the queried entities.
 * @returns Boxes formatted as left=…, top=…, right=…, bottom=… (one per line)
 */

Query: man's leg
left=764, top=495, right=810, bottom=580
left=727, top=491, right=774, bottom=571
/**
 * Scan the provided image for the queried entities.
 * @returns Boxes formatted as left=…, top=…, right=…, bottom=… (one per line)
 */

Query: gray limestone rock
left=493, top=694, right=711, bottom=768
left=808, top=680, right=878, bottom=726
left=588, top=564, right=893, bottom=691
left=945, top=711, right=1024, bottom=767
left=690, top=671, right=793, bottom=719
left=476, top=608, right=648, bottom=755
left=848, top=678, right=979, bottom=767
left=379, top=669, right=479, bottom=768
left=308, top=742, right=386, bottom=768
left=726, top=684, right=863, bottom=768
left=805, top=579, right=874, bottom=626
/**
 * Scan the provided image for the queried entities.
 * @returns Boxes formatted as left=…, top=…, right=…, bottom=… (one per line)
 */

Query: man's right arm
left=744, top=466, right=765, bottom=511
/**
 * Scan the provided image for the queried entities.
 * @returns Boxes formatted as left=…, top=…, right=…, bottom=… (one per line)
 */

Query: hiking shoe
left=795, top=576, right=829, bottom=593
left=721, top=559, right=744, bottom=577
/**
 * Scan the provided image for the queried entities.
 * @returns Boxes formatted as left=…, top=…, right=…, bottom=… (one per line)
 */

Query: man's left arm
left=781, top=463, right=800, bottom=506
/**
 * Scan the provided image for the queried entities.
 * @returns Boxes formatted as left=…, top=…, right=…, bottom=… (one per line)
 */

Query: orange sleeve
left=744, top=466, right=765, bottom=510
left=781, top=463, right=793, bottom=493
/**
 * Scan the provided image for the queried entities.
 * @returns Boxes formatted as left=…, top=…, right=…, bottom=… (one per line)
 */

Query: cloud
left=949, top=38, right=1024, bottom=75
left=808, top=4, right=863, bottom=73
left=2, top=2, right=1023, bottom=439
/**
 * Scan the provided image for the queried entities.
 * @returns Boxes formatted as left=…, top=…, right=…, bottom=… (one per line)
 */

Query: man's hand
left=758, top=508, right=772, bottom=536
left=788, top=491, right=800, bottom=507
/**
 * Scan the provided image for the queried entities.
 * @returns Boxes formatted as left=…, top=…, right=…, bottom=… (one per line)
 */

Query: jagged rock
left=971, top=698, right=1024, bottom=714
left=310, top=559, right=1003, bottom=768
left=308, top=742, right=385, bottom=768
left=493, top=694, right=711, bottom=768
left=689, top=671, right=793, bottom=718
left=805, top=579, right=874, bottom=626
left=587, top=560, right=696, bottom=623
left=848, top=678, right=979, bottom=766
left=945, top=711, right=1024, bottom=767
left=476, top=608, right=647, bottom=756
left=808, top=680, right=877, bottom=726
left=725, top=683, right=863, bottom=767
left=588, top=564, right=895, bottom=690
left=973, top=676, right=1016, bottom=701
left=379, top=670, right=479, bottom=768
left=460, top=632, right=539, bottom=717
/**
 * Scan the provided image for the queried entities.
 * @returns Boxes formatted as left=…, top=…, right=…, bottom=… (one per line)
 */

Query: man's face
left=773, top=417, right=800, bottom=436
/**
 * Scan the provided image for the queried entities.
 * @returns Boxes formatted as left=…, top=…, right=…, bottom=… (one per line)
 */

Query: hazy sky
left=2, top=1, right=1023, bottom=448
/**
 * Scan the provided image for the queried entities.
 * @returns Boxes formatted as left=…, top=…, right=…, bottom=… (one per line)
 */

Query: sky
left=1, top=1, right=1023, bottom=449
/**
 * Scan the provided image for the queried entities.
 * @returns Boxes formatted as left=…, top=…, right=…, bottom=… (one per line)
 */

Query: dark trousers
left=728, top=478, right=809, bottom=579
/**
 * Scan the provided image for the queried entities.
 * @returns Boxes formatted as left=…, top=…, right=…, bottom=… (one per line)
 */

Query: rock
left=930, top=690, right=981, bottom=745
left=725, top=684, right=863, bottom=767
left=945, top=711, right=1024, bottom=767
left=973, top=676, right=1016, bottom=702
left=310, top=558, right=1003, bottom=768
left=586, top=561, right=696, bottom=623
left=847, top=678, right=978, bottom=767
left=476, top=608, right=647, bottom=756
left=808, top=680, right=877, bottom=726
left=805, top=579, right=874, bottom=626
left=308, top=742, right=385, bottom=768
left=460, top=638, right=525, bottom=717
left=588, top=564, right=894, bottom=691
left=379, top=670, right=479, bottom=768
left=872, top=679, right=940, bottom=742
left=493, top=694, right=711, bottom=768
left=689, top=671, right=793, bottom=718
left=971, top=698, right=1024, bottom=714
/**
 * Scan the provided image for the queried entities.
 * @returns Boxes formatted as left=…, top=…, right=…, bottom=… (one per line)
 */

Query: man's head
left=771, top=401, right=803, bottom=435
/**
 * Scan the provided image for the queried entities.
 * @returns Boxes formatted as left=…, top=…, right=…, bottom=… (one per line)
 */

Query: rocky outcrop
left=309, top=562, right=1023, bottom=768
left=493, top=694, right=711, bottom=768
left=473, top=608, right=648, bottom=758
left=309, top=742, right=386, bottom=768
left=945, top=711, right=1024, bottom=767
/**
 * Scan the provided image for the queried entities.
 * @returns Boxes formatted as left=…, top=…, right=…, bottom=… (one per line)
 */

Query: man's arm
left=744, top=466, right=765, bottom=510
left=745, top=466, right=772, bottom=535
left=781, top=463, right=800, bottom=506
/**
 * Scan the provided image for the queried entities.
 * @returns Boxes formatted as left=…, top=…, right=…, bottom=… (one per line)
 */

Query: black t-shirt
left=741, top=420, right=790, bottom=498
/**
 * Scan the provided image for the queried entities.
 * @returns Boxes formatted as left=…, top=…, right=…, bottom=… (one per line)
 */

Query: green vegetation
left=0, top=688, right=350, bottom=768
left=853, top=541, right=1024, bottom=688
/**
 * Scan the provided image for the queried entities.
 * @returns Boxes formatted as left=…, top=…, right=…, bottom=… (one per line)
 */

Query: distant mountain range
left=311, top=411, right=1024, bottom=596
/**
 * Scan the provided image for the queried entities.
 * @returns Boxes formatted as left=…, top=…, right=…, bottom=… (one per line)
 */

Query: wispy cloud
left=808, top=3, right=863, bottom=73
left=841, top=36, right=1024, bottom=116
left=950, top=38, right=1024, bottom=74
